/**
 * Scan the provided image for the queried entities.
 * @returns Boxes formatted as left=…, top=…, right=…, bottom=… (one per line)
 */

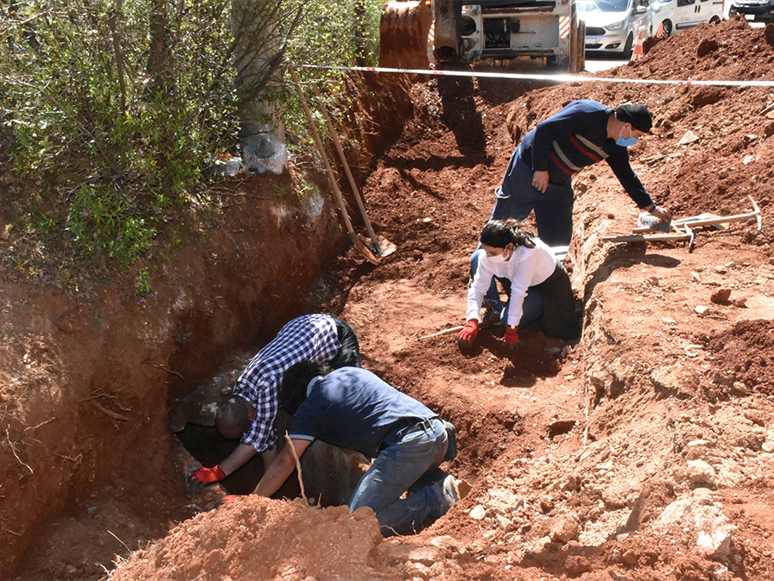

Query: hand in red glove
left=215, top=494, right=241, bottom=508
left=458, top=319, right=479, bottom=349
left=503, top=325, right=521, bottom=350
left=192, top=465, right=226, bottom=484
left=187, top=465, right=226, bottom=494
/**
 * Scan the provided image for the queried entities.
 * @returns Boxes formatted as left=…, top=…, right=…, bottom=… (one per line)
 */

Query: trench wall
left=0, top=175, right=343, bottom=576
left=0, top=71, right=416, bottom=577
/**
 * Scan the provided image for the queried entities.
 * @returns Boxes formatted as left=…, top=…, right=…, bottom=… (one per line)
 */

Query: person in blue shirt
left=492, top=100, right=672, bottom=247
left=251, top=363, right=461, bottom=537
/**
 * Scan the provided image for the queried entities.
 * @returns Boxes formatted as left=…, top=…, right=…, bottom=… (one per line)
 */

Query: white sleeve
left=466, top=260, right=493, bottom=322
left=504, top=249, right=540, bottom=327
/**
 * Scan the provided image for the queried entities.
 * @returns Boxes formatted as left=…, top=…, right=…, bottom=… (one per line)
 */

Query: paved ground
left=584, top=56, right=629, bottom=72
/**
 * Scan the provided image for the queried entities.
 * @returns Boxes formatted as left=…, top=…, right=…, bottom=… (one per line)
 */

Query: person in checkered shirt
left=188, top=314, right=360, bottom=491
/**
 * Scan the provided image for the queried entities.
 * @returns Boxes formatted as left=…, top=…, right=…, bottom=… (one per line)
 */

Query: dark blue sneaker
left=479, top=307, right=502, bottom=329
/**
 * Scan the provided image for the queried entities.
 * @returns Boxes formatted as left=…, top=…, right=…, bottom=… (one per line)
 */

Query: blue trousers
left=348, top=418, right=449, bottom=536
left=469, top=248, right=544, bottom=327
left=491, top=148, right=574, bottom=248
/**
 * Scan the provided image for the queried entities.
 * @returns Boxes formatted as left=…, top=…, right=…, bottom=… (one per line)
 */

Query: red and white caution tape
left=295, top=63, right=774, bottom=88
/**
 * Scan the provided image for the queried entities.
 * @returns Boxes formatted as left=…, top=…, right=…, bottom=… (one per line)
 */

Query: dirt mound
left=639, top=18, right=774, bottom=81
left=704, top=319, right=774, bottom=396
left=109, top=497, right=394, bottom=581
left=503, top=17, right=774, bottom=248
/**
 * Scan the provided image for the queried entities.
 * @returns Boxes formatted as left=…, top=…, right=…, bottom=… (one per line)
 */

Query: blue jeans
left=491, top=148, right=574, bottom=247
left=469, top=248, right=544, bottom=328
left=348, top=418, right=449, bottom=536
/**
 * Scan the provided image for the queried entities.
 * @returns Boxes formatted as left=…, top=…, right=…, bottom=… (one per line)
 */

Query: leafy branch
left=0, top=0, right=387, bottom=270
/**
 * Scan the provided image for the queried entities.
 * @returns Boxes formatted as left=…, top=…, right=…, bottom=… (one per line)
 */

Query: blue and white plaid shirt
left=234, top=314, right=341, bottom=452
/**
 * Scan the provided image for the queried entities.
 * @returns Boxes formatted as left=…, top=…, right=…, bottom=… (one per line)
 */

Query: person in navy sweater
left=491, top=100, right=672, bottom=247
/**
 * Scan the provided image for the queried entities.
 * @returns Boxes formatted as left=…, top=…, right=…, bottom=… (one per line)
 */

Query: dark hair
left=215, top=395, right=252, bottom=440
left=280, top=361, right=331, bottom=415
left=479, top=219, right=535, bottom=249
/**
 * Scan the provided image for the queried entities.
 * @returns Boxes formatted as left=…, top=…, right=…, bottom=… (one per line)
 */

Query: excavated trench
left=10, top=23, right=774, bottom=577
left=83, top=69, right=573, bottom=571
left=2, top=69, right=418, bottom=580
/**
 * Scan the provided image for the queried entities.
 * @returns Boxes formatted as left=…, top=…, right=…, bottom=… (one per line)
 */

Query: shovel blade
left=352, top=233, right=380, bottom=264
left=373, top=236, right=397, bottom=257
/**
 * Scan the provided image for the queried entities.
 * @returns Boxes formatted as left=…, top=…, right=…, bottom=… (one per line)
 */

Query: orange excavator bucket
left=379, top=0, right=433, bottom=69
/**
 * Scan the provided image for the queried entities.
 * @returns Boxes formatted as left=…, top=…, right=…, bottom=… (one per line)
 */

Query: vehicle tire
left=709, top=16, right=721, bottom=24
left=621, top=33, right=633, bottom=59
left=662, top=19, right=673, bottom=37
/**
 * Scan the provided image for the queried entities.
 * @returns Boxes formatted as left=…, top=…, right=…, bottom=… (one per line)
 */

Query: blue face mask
left=616, top=125, right=638, bottom=147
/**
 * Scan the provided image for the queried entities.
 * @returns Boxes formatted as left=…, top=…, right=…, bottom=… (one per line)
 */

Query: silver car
left=579, top=0, right=651, bottom=58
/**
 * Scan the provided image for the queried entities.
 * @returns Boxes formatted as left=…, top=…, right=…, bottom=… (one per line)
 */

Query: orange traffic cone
left=630, top=29, right=644, bottom=61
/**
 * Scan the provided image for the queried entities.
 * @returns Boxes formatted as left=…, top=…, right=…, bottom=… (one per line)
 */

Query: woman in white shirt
left=458, top=220, right=581, bottom=350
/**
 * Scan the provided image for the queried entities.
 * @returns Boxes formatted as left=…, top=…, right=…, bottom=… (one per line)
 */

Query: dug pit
left=170, top=367, right=370, bottom=507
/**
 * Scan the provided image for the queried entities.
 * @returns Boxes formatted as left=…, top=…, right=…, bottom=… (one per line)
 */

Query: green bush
left=0, top=0, right=385, bottom=268
left=283, top=0, right=384, bottom=146
left=1, top=0, right=243, bottom=266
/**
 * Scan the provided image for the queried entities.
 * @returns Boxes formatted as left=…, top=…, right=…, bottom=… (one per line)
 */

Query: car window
left=677, top=0, right=695, bottom=6
left=577, top=0, right=632, bottom=12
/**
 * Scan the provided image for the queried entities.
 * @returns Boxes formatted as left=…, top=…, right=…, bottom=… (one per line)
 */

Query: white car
left=579, top=0, right=651, bottom=59
left=647, top=0, right=724, bottom=37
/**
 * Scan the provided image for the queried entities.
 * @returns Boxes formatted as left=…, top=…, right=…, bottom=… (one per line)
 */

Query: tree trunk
left=231, top=0, right=288, bottom=175
left=354, top=0, right=367, bottom=67
left=146, top=0, right=171, bottom=97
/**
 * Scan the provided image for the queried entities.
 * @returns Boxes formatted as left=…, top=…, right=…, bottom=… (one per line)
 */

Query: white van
left=647, top=0, right=724, bottom=37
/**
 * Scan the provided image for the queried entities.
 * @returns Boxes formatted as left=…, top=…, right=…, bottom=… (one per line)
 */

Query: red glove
left=191, top=465, right=226, bottom=486
left=458, top=319, right=479, bottom=348
left=216, top=494, right=241, bottom=508
left=503, top=326, right=521, bottom=350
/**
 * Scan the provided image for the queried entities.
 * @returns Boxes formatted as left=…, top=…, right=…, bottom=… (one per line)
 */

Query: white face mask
left=486, top=251, right=507, bottom=265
